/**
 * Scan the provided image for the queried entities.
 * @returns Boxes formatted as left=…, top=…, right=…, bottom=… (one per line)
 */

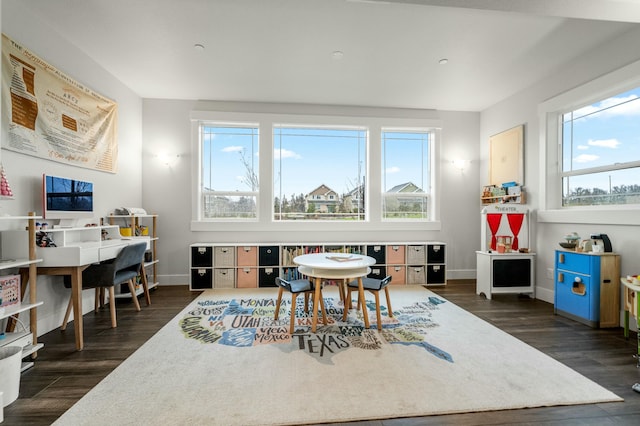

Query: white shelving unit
left=189, top=242, right=446, bottom=290
left=2, top=224, right=126, bottom=267
left=0, top=213, right=44, bottom=371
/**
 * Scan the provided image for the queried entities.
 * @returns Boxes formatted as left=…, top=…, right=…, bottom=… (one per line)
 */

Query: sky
left=562, top=86, right=640, bottom=193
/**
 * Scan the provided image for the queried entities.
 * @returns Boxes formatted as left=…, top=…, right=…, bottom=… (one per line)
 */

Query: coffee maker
left=590, top=233, right=612, bottom=252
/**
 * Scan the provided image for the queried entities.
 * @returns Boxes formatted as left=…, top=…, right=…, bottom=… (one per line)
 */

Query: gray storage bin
left=407, top=265, right=426, bottom=284
left=407, top=245, right=426, bottom=264
left=214, top=246, right=236, bottom=267
left=214, top=268, right=236, bottom=288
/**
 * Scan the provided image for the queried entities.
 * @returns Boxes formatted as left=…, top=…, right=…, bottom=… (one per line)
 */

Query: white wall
left=142, top=99, right=481, bottom=284
left=1, top=1, right=144, bottom=335
left=480, top=26, right=640, bottom=306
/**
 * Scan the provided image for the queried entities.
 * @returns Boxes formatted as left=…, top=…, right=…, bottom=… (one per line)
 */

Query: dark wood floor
left=3, top=282, right=640, bottom=425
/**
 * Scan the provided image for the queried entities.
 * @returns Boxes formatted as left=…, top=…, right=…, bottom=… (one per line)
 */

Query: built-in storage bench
left=189, top=242, right=447, bottom=290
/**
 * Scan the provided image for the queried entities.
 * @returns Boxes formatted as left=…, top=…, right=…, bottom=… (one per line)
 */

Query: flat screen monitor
left=43, top=174, right=94, bottom=221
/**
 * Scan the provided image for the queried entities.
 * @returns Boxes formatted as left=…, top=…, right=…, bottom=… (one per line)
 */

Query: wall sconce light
left=157, top=152, right=180, bottom=167
left=452, top=159, right=469, bottom=171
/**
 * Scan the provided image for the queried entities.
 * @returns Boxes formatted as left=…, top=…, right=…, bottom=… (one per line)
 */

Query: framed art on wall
left=489, top=124, right=524, bottom=185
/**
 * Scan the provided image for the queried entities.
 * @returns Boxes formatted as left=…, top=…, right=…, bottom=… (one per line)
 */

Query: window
left=273, top=126, right=366, bottom=221
left=561, top=87, right=640, bottom=206
left=193, top=109, right=442, bottom=231
left=200, top=124, right=259, bottom=219
left=382, top=130, right=432, bottom=220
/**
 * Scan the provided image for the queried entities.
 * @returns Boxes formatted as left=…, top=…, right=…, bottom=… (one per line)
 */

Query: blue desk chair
left=346, top=276, right=393, bottom=330
left=275, top=277, right=326, bottom=333
left=61, top=242, right=148, bottom=329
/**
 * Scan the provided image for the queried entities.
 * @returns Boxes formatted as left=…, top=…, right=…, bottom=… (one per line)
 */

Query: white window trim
left=381, top=127, right=435, bottom=222
left=190, top=110, right=442, bottom=232
left=198, top=122, right=260, bottom=221
left=538, top=58, right=640, bottom=225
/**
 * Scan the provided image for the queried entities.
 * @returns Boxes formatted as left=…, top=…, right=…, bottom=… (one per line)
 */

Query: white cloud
left=587, top=138, right=620, bottom=149
left=574, top=154, right=599, bottom=163
left=222, top=145, right=244, bottom=153
left=274, top=148, right=301, bottom=160
left=386, top=166, right=400, bottom=174
left=577, top=145, right=589, bottom=150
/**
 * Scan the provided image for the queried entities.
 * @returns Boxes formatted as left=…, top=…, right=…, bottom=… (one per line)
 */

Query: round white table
left=294, top=253, right=376, bottom=332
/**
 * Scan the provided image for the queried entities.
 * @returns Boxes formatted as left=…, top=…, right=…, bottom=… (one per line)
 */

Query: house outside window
left=199, top=123, right=259, bottom=219
left=382, top=130, right=432, bottom=220
left=561, top=86, right=640, bottom=206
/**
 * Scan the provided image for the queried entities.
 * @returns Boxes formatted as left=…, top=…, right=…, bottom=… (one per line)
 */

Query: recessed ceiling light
left=194, top=43, right=205, bottom=51
left=439, top=58, right=448, bottom=65
left=332, top=50, right=344, bottom=60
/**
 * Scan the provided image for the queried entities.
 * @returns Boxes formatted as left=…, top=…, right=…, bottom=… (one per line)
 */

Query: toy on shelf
left=481, top=183, right=525, bottom=205
left=0, top=163, right=14, bottom=197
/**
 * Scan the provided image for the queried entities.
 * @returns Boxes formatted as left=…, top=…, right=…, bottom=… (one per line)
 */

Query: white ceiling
left=11, top=0, right=640, bottom=111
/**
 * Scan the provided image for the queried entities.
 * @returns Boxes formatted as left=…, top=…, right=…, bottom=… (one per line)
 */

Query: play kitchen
left=554, top=232, right=620, bottom=329
left=558, top=232, right=613, bottom=253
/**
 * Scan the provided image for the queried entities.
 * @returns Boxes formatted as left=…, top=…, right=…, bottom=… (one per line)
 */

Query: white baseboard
left=446, top=269, right=476, bottom=280
left=535, top=286, right=554, bottom=304
left=157, top=274, right=189, bottom=286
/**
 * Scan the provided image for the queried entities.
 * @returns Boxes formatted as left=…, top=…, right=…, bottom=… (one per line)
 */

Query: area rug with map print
left=54, top=286, right=622, bottom=426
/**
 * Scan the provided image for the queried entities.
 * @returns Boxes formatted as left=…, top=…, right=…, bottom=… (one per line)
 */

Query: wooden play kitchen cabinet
left=189, top=242, right=446, bottom=290
left=554, top=250, right=620, bottom=328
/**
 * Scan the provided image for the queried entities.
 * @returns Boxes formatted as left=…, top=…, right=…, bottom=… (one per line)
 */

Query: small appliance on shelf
left=559, top=232, right=580, bottom=250
left=590, top=233, right=612, bottom=253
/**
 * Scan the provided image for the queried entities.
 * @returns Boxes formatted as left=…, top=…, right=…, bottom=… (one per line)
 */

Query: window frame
left=381, top=128, right=435, bottom=222
left=272, top=123, right=368, bottom=222
left=199, top=122, right=260, bottom=221
left=538, top=59, right=640, bottom=225
left=190, top=110, right=442, bottom=232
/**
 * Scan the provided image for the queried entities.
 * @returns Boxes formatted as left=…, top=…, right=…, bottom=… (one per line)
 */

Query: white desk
left=294, top=253, right=375, bottom=332
left=15, top=237, right=149, bottom=351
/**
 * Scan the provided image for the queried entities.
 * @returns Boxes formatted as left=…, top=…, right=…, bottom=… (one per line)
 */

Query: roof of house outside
left=307, top=184, right=338, bottom=197
left=387, top=182, right=424, bottom=193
